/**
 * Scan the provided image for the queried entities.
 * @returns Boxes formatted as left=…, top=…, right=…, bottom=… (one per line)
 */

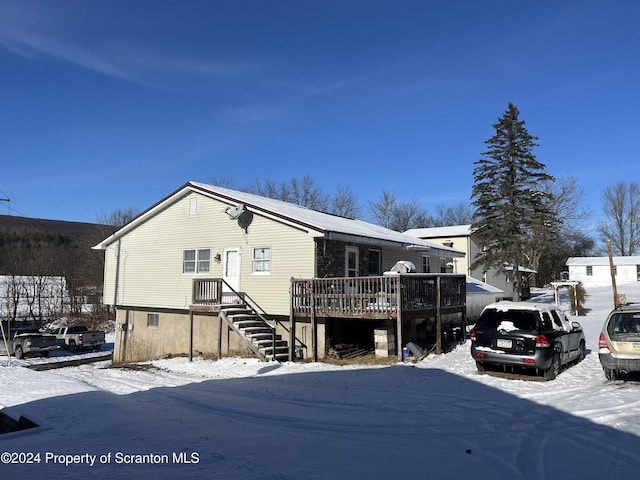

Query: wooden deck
left=190, top=274, right=466, bottom=362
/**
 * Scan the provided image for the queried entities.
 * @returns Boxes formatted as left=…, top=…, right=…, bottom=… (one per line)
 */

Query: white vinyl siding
left=102, top=192, right=315, bottom=315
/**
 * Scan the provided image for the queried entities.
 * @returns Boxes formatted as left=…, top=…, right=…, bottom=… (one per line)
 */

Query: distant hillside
left=0, top=214, right=112, bottom=238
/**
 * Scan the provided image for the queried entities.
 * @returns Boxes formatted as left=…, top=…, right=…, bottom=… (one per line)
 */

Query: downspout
left=113, top=239, right=124, bottom=363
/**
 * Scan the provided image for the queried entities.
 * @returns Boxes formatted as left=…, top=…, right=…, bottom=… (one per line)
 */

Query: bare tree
left=331, top=185, right=360, bottom=218
left=431, top=202, right=474, bottom=227
left=250, top=175, right=330, bottom=211
left=597, top=182, right=640, bottom=255
left=368, top=190, right=430, bottom=232
left=527, top=176, right=595, bottom=285
left=96, top=207, right=139, bottom=227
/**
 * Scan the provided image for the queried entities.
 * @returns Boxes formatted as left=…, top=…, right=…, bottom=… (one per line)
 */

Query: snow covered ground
left=2, top=284, right=640, bottom=479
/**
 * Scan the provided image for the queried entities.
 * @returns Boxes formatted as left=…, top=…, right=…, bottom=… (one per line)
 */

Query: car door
left=543, top=311, right=570, bottom=364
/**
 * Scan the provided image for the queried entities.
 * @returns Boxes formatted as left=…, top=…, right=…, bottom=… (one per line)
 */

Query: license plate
left=497, top=339, right=512, bottom=349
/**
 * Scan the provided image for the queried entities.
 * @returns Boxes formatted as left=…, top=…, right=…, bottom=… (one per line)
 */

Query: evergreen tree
left=471, top=103, right=556, bottom=300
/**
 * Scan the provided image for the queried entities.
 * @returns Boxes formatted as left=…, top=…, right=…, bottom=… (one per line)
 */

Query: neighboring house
left=566, top=256, right=640, bottom=288
left=94, top=182, right=467, bottom=364
left=404, top=224, right=533, bottom=300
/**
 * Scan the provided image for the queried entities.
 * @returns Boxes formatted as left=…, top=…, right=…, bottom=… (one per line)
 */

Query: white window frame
left=183, top=249, right=211, bottom=274
left=252, top=247, right=271, bottom=275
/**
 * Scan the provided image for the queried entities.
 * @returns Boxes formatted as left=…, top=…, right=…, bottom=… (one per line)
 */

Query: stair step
left=223, top=308, right=254, bottom=316
left=266, top=353, right=290, bottom=361
left=233, top=320, right=263, bottom=328
left=241, top=326, right=272, bottom=333
left=227, top=311, right=256, bottom=320
left=246, top=332, right=282, bottom=340
left=260, top=345, right=289, bottom=355
left=254, top=339, right=287, bottom=347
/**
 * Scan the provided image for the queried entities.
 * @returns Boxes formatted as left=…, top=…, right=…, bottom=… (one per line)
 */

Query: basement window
left=147, top=313, right=159, bottom=327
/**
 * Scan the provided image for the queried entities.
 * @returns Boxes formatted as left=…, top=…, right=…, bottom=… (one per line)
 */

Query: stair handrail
left=220, top=279, right=307, bottom=353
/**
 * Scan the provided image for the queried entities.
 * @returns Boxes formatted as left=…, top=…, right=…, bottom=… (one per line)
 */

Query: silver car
left=599, top=303, right=640, bottom=380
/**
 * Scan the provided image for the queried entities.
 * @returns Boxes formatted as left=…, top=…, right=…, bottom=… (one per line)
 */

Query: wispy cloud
left=0, top=3, right=258, bottom=91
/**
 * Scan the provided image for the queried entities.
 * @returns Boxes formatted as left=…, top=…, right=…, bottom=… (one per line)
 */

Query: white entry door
left=222, top=248, right=241, bottom=303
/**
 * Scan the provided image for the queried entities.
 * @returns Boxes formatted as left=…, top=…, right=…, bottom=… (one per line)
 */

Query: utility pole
left=608, top=241, right=619, bottom=308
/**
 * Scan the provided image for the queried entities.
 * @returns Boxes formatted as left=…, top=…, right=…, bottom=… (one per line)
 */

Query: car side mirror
left=571, top=321, right=581, bottom=331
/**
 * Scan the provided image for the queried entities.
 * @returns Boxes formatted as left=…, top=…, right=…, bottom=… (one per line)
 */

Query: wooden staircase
left=220, top=305, right=289, bottom=362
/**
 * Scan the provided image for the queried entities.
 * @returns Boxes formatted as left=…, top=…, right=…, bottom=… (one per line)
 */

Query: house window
left=368, top=249, right=381, bottom=275
left=637, top=265, right=640, bottom=281
left=440, top=258, right=447, bottom=273
left=586, top=266, right=593, bottom=276
left=147, top=313, right=159, bottom=327
left=183, top=249, right=211, bottom=274
left=422, top=255, right=430, bottom=273
left=252, top=247, right=271, bottom=274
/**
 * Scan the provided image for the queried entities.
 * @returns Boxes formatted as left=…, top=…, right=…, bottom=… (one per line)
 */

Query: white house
left=566, top=256, right=640, bottom=288
left=404, top=225, right=535, bottom=300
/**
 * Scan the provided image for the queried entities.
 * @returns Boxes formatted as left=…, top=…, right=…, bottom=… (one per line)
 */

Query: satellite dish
left=237, top=210, right=254, bottom=232
left=225, top=203, right=246, bottom=220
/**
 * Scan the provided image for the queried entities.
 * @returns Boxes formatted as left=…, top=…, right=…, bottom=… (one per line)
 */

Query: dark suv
left=599, top=303, right=640, bottom=380
left=470, top=301, right=586, bottom=380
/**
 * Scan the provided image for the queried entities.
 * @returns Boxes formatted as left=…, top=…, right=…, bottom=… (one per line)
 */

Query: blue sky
left=0, top=1, right=638, bottom=230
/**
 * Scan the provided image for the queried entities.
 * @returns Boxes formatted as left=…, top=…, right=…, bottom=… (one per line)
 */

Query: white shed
left=566, top=256, right=640, bottom=288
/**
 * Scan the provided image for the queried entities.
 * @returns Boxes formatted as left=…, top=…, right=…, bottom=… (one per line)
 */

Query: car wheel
left=69, top=342, right=77, bottom=353
left=544, top=353, right=561, bottom=380
left=476, top=361, right=487, bottom=372
left=604, top=367, right=618, bottom=381
left=15, top=346, right=24, bottom=359
left=578, top=341, right=586, bottom=362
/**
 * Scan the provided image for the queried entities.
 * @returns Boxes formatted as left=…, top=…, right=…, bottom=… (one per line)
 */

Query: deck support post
left=436, top=276, right=442, bottom=355
left=395, top=276, right=403, bottom=361
left=217, top=315, right=222, bottom=360
left=189, top=312, right=194, bottom=362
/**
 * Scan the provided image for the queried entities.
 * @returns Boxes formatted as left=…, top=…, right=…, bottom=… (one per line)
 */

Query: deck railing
left=192, top=274, right=466, bottom=317
left=192, top=278, right=225, bottom=306
left=290, top=274, right=465, bottom=317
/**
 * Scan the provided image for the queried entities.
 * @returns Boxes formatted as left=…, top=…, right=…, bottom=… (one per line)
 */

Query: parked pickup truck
left=0, top=329, right=59, bottom=359
left=53, top=326, right=105, bottom=352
